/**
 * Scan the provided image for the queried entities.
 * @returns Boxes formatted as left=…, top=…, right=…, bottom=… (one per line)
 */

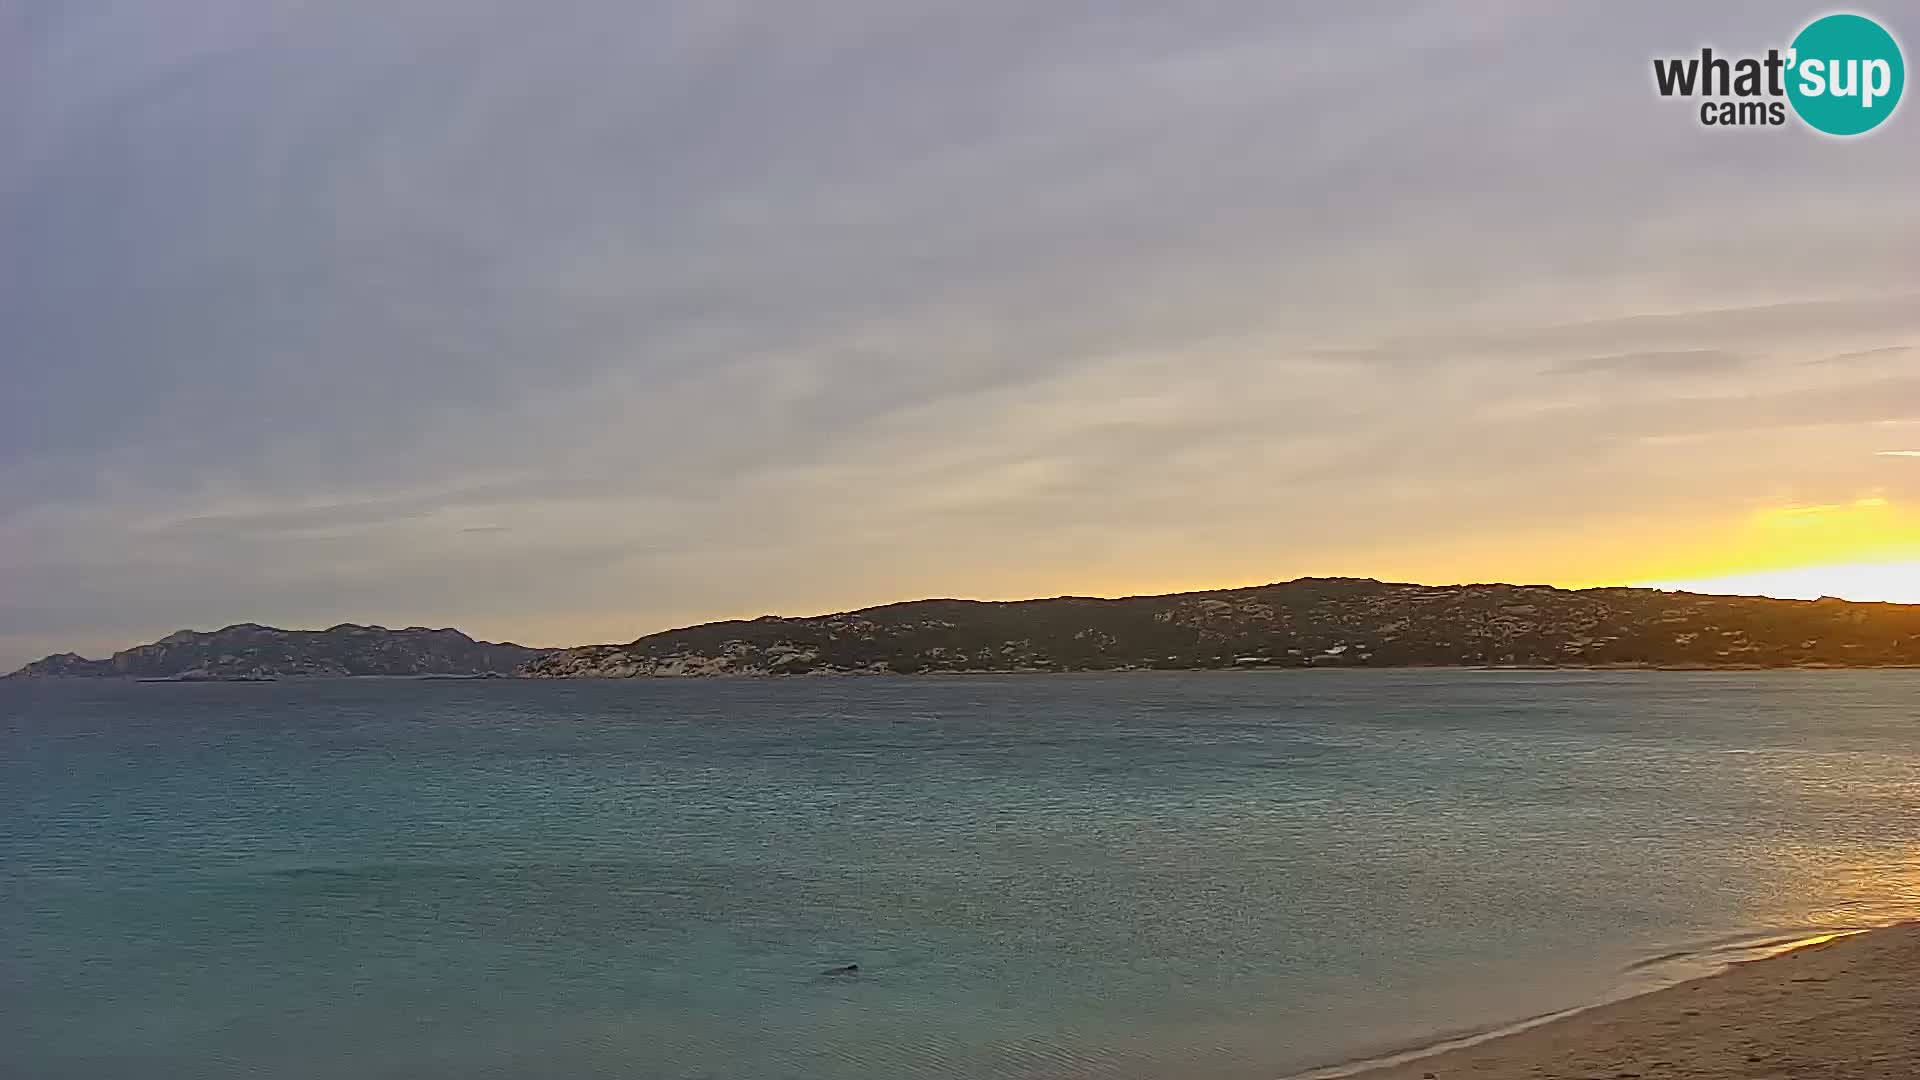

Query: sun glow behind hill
left=1630, top=496, right=1920, bottom=605
left=1636, top=561, right=1920, bottom=606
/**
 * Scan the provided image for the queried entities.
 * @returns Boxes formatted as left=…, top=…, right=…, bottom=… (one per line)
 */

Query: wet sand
left=1354, top=922, right=1920, bottom=1080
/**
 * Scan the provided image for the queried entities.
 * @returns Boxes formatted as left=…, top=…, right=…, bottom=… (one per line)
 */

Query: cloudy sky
left=3, top=1, right=1918, bottom=666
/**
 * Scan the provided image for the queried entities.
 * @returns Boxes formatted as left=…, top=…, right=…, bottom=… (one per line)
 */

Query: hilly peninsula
left=6, top=623, right=552, bottom=680
left=523, top=577, right=1920, bottom=677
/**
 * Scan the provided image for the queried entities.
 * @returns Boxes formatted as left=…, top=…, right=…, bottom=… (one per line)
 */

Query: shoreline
left=11, top=663, right=1920, bottom=684
left=1310, top=921, right=1919, bottom=1080
left=512, top=660, right=1920, bottom=679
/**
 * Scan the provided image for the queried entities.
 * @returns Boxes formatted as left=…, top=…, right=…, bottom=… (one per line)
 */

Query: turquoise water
left=4, top=670, right=1918, bottom=1079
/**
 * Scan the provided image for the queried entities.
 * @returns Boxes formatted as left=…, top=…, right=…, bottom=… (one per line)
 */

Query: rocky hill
left=16, top=579, right=1918, bottom=681
left=6, top=623, right=552, bottom=680
left=524, top=578, right=1920, bottom=677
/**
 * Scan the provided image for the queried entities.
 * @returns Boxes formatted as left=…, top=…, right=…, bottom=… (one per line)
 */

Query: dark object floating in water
left=821, top=963, right=859, bottom=976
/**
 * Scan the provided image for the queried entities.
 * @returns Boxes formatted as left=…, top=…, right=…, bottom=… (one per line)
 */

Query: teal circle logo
left=1787, top=13, right=1905, bottom=135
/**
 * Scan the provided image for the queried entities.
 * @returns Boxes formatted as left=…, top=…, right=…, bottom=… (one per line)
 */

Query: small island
left=6, top=624, right=551, bottom=681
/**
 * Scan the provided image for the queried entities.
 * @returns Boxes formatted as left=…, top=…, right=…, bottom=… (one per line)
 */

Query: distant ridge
left=6, top=623, right=552, bottom=680
left=13, top=578, right=1920, bottom=681
left=523, top=577, right=1920, bottom=677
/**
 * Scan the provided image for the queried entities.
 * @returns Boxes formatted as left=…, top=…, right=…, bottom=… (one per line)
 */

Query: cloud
left=3, top=0, right=1919, bottom=666
left=1551, top=349, right=1745, bottom=376
left=1879, top=451, right=1920, bottom=458
left=1811, top=344, right=1914, bottom=365
left=1317, top=295, right=1920, bottom=371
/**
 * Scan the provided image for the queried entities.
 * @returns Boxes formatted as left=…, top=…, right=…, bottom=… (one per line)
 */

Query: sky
left=3, top=1, right=1918, bottom=667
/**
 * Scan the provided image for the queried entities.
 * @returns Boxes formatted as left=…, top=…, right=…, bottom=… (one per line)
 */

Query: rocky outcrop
left=6, top=623, right=552, bottom=679
left=523, top=578, right=1920, bottom=677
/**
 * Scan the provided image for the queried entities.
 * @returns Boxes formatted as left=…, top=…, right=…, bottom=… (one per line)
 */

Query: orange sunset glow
left=14, top=7, right=1920, bottom=1080
left=5, top=0, right=1918, bottom=671
left=1632, top=496, right=1920, bottom=604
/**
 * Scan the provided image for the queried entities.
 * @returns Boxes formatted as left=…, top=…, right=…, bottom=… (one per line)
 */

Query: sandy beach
left=1352, top=922, right=1920, bottom=1080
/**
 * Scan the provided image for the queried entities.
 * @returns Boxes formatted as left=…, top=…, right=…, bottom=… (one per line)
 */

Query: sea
left=4, top=670, right=1917, bottom=1080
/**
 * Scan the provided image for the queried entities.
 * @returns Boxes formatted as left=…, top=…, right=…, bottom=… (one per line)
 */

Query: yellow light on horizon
left=1636, top=560, right=1920, bottom=605
left=1623, top=493, right=1920, bottom=604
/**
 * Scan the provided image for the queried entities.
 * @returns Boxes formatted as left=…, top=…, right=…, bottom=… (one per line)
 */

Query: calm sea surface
left=4, top=671, right=1918, bottom=1079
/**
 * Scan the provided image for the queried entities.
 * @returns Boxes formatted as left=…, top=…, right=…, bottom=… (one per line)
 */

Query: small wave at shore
left=1281, top=919, right=1906, bottom=1080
